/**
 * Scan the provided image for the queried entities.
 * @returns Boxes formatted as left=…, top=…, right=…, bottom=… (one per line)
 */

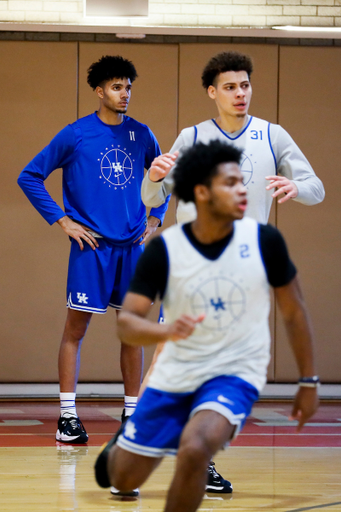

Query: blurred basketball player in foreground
left=140, top=50, right=324, bottom=492
left=95, top=140, right=319, bottom=512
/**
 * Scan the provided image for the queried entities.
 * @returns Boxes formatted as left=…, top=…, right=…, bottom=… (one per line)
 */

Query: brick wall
left=0, top=0, right=340, bottom=27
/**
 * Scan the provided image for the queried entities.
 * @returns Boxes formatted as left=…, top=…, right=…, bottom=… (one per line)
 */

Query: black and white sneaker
left=206, top=461, right=233, bottom=493
left=95, top=418, right=139, bottom=497
left=121, top=409, right=128, bottom=424
left=110, top=486, right=139, bottom=497
left=121, top=409, right=135, bottom=424
left=56, top=415, right=88, bottom=444
left=95, top=417, right=129, bottom=488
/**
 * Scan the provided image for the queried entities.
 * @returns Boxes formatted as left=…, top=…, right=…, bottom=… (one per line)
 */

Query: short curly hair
left=87, top=55, right=138, bottom=90
left=173, top=140, right=243, bottom=203
left=201, top=51, right=253, bottom=89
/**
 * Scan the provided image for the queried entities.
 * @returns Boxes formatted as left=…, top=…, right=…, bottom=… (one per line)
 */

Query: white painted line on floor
left=0, top=409, right=24, bottom=414
left=0, top=420, right=43, bottom=426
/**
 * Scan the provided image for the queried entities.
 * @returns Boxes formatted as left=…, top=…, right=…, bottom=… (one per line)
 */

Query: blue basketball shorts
left=66, top=238, right=144, bottom=314
left=116, top=375, right=258, bottom=458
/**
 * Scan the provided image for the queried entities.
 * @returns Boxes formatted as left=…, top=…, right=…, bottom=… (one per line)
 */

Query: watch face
left=300, top=376, right=319, bottom=381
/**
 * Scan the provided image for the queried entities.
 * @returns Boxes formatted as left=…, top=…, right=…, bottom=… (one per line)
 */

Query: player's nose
left=238, top=181, right=247, bottom=194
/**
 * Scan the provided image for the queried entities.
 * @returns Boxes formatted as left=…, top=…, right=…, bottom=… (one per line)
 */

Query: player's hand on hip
left=289, top=386, right=319, bottom=432
left=265, top=175, right=298, bottom=204
left=135, top=216, right=160, bottom=245
left=57, top=216, right=99, bottom=251
left=167, top=313, right=205, bottom=341
left=149, top=151, right=179, bottom=182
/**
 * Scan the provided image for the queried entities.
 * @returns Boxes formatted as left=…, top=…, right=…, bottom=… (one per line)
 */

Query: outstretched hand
left=57, top=216, right=99, bottom=251
left=149, top=151, right=179, bottom=182
left=289, top=387, right=319, bottom=432
left=265, top=175, right=298, bottom=204
left=167, top=313, right=205, bottom=342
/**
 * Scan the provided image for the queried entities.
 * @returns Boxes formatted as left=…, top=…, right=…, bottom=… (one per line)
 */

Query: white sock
left=60, top=392, right=77, bottom=418
left=124, top=396, right=138, bottom=417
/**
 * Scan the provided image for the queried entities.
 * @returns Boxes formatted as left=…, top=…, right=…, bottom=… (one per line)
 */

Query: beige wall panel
left=0, top=42, right=77, bottom=382
left=77, top=43, right=178, bottom=382
left=178, top=44, right=279, bottom=380
left=275, top=47, right=341, bottom=382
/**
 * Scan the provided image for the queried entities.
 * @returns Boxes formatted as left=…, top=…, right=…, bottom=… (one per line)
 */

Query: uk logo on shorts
left=124, top=420, right=137, bottom=440
left=77, top=292, right=88, bottom=304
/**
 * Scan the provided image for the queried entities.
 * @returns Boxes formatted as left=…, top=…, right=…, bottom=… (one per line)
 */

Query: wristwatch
left=298, top=376, right=320, bottom=388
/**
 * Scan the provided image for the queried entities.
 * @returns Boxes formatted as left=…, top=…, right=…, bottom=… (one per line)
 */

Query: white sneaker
left=110, top=486, right=139, bottom=497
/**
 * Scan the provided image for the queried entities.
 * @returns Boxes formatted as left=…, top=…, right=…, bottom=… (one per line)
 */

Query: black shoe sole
left=205, top=485, right=233, bottom=494
left=55, top=437, right=88, bottom=444
left=94, top=423, right=124, bottom=488
left=110, top=488, right=139, bottom=497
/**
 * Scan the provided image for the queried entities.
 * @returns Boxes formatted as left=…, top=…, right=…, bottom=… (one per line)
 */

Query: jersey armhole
left=267, top=122, right=277, bottom=173
left=160, top=235, right=170, bottom=300
left=193, top=126, right=198, bottom=145
left=257, top=224, right=268, bottom=281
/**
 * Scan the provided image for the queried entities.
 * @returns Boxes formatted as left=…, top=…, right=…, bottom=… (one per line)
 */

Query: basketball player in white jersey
left=95, top=140, right=319, bottom=512
left=141, top=51, right=325, bottom=223
left=139, top=50, right=324, bottom=492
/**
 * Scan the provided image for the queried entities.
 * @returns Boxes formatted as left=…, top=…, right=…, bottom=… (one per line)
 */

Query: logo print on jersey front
left=190, top=277, right=246, bottom=331
left=240, top=152, right=253, bottom=186
left=210, top=298, right=226, bottom=311
left=100, top=148, right=133, bottom=186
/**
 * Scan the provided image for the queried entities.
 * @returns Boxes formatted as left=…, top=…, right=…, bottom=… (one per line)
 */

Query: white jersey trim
left=116, top=436, right=177, bottom=458
left=190, top=402, right=245, bottom=440
left=67, top=293, right=107, bottom=314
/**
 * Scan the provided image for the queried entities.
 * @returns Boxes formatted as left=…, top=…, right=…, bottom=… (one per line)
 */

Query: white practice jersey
left=148, top=217, right=271, bottom=393
left=141, top=116, right=325, bottom=224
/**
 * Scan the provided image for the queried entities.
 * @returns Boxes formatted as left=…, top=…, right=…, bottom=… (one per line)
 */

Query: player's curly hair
left=87, top=55, right=138, bottom=90
left=201, top=51, right=253, bottom=89
left=173, top=140, right=243, bottom=203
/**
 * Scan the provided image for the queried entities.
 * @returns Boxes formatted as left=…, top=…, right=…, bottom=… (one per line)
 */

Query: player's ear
left=194, top=184, right=210, bottom=203
left=207, top=85, right=216, bottom=100
left=95, top=85, right=104, bottom=99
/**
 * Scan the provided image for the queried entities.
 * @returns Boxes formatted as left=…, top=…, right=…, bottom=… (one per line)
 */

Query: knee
left=63, top=316, right=90, bottom=343
left=177, top=437, right=211, bottom=470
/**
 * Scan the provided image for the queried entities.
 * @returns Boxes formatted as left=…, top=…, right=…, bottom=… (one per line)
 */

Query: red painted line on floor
left=1, top=401, right=340, bottom=447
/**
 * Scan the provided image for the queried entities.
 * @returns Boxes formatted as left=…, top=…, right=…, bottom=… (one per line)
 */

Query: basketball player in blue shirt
left=18, top=56, right=170, bottom=448
left=95, top=140, right=319, bottom=512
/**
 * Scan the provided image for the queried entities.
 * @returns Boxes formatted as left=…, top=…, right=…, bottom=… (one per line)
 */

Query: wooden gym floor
left=0, top=401, right=340, bottom=512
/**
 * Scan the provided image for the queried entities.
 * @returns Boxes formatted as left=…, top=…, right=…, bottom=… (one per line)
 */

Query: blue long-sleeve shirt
left=18, top=113, right=170, bottom=245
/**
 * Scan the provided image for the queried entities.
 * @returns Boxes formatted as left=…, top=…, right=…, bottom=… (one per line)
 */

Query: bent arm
left=149, top=193, right=171, bottom=226
left=141, top=132, right=186, bottom=207
left=276, top=275, right=319, bottom=430
left=17, top=125, right=76, bottom=225
left=118, top=294, right=170, bottom=346
left=118, top=293, right=204, bottom=346
left=141, top=161, right=175, bottom=208
left=272, top=125, right=325, bottom=205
